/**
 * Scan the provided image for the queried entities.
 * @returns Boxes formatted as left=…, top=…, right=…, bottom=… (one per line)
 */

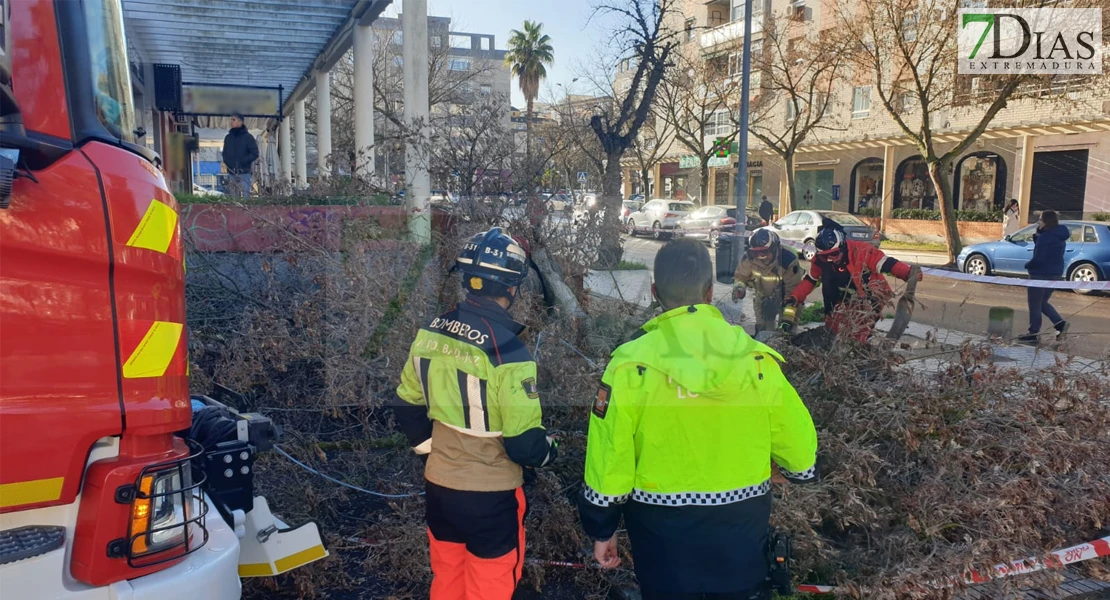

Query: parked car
left=429, top=190, right=455, bottom=206
left=192, top=183, right=224, bottom=197
left=957, top=221, right=1109, bottom=294
left=629, top=199, right=696, bottom=239
left=620, top=199, right=644, bottom=227
left=628, top=194, right=646, bottom=203
left=675, top=206, right=743, bottom=247
left=765, top=210, right=879, bottom=260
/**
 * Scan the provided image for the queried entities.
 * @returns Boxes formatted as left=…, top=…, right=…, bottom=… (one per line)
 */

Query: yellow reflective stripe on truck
left=274, top=544, right=328, bottom=573
left=0, top=477, right=64, bottom=509
left=126, top=199, right=178, bottom=254
left=122, top=321, right=184, bottom=379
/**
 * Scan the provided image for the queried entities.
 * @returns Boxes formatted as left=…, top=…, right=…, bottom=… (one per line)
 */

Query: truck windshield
left=83, top=0, right=137, bottom=144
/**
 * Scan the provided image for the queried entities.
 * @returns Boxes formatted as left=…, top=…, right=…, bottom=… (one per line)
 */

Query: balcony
left=700, top=13, right=764, bottom=49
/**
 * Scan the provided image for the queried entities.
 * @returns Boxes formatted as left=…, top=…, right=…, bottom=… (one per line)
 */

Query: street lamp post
left=733, top=0, right=754, bottom=213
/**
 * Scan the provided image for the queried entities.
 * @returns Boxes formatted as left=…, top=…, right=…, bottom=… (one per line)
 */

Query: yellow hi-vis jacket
left=579, top=304, right=818, bottom=538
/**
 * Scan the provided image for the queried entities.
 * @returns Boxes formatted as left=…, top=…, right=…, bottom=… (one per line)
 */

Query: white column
left=880, top=143, right=896, bottom=233
left=280, top=116, right=292, bottom=185
left=295, top=99, right=307, bottom=188
left=1017, top=134, right=1035, bottom=227
left=354, top=23, right=375, bottom=180
left=403, top=0, right=431, bottom=243
left=315, top=70, right=332, bottom=178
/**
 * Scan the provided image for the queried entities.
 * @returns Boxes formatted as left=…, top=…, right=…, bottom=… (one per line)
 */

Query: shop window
left=954, top=153, right=1007, bottom=212
left=894, top=158, right=938, bottom=210
left=850, top=158, right=884, bottom=214
left=795, top=169, right=835, bottom=210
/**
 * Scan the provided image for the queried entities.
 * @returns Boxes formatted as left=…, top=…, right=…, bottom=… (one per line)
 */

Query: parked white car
left=629, top=199, right=696, bottom=239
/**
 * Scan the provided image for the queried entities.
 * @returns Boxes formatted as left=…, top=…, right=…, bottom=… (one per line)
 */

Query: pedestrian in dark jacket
left=1020, top=210, right=1070, bottom=344
left=758, top=196, right=774, bottom=225
left=222, top=114, right=259, bottom=198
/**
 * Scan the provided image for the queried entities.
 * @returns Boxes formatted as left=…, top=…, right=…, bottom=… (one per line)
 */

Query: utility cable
left=273, top=445, right=424, bottom=499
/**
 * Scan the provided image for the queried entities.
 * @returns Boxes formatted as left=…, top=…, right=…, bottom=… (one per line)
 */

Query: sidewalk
left=584, top=269, right=1108, bottom=375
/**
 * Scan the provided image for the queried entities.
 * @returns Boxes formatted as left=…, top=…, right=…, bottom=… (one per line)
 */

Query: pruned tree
left=748, top=13, right=847, bottom=215
left=833, top=0, right=1108, bottom=261
left=586, top=0, right=683, bottom=267
left=656, top=48, right=744, bottom=205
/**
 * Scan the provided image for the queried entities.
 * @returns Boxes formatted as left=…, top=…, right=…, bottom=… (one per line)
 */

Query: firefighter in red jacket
left=786, top=224, right=922, bottom=342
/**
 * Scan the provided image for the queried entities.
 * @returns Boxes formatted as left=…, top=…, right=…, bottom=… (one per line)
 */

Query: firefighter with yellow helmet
left=393, top=228, right=558, bottom=600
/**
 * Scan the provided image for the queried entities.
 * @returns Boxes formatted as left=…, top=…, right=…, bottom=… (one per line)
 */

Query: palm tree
left=504, top=21, right=554, bottom=173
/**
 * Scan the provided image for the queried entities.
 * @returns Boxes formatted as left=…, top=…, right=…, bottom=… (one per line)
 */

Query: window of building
left=449, top=58, right=472, bottom=71
left=393, top=55, right=403, bottom=68
left=432, top=36, right=442, bottom=48
left=852, top=86, right=871, bottom=119
left=785, top=99, right=797, bottom=122
left=461, top=82, right=473, bottom=95
left=903, top=13, right=919, bottom=41
left=954, top=153, right=1007, bottom=211
left=685, top=18, right=696, bottom=41
left=450, top=34, right=472, bottom=49
left=895, top=158, right=938, bottom=210
left=706, top=110, right=734, bottom=137
left=480, top=84, right=491, bottom=96
left=753, top=0, right=765, bottom=16
left=393, top=30, right=403, bottom=45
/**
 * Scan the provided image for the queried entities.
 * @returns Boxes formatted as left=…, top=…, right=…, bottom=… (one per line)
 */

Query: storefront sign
left=832, top=185, right=841, bottom=201
left=180, top=83, right=282, bottom=117
left=708, top=157, right=730, bottom=168
left=748, top=160, right=762, bottom=168
left=679, top=156, right=699, bottom=169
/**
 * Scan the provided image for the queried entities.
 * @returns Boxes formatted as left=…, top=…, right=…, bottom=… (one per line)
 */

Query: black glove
left=782, top=296, right=798, bottom=308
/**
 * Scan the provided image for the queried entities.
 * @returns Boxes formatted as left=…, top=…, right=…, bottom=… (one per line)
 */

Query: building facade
left=635, top=0, right=1110, bottom=241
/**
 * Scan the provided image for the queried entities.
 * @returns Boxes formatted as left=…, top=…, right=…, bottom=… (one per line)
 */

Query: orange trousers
left=426, top=482, right=527, bottom=600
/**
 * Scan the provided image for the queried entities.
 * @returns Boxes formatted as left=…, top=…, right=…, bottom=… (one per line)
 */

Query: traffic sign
left=577, top=171, right=588, bottom=183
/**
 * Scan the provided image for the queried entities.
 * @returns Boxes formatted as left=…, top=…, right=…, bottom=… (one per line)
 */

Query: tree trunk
left=531, top=246, right=587, bottom=321
left=641, top=167, right=651, bottom=196
left=700, top=160, right=710, bottom=206
left=927, top=159, right=960, bottom=263
left=783, top=152, right=797, bottom=217
left=525, top=98, right=534, bottom=188
left=596, top=152, right=625, bottom=270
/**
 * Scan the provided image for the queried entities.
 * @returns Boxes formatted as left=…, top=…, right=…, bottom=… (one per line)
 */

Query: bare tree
left=430, top=92, right=515, bottom=199
left=833, top=0, right=1107, bottom=261
left=586, top=0, right=683, bottom=267
left=628, top=117, right=675, bottom=199
left=656, top=48, right=744, bottom=204
left=748, top=14, right=847, bottom=215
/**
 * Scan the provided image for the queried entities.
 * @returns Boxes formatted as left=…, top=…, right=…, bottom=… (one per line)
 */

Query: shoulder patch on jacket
left=522, top=377, right=539, bottom=399
left=593, top=383, right=612, bottom=419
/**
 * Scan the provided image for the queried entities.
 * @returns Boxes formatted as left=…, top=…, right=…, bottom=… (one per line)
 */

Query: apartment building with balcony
left=635, top=0, right=1110, bottom=242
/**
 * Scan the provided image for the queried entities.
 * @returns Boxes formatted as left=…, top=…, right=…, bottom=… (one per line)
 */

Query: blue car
left=957, top=220, right=1110, bottom=293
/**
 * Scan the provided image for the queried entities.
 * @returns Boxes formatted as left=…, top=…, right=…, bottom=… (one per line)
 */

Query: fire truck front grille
left=0, top=525, right=66, bottom=565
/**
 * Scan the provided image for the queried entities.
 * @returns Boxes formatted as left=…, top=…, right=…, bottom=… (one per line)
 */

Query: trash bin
left=716, top=232, right=746, bottom=285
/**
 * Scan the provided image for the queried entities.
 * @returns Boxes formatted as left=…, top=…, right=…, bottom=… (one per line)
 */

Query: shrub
left=890, top=208, right=1002, bottom=222
left=1092, top=212, right=1110, bottom=222
left=857, top=207, right=882, bottom=218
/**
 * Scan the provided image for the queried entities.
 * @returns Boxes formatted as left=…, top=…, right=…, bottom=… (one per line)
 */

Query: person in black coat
left=758, top=196, right=774, bottom=225
left=1019, top=210, right=1070, bottom=344
left=222, top=114, right=259, bottom=198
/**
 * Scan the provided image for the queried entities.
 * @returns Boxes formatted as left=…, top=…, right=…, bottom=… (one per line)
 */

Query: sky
left=381, top=0, right=610, bottom=108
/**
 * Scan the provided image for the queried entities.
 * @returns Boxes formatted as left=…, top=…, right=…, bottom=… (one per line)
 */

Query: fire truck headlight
left=130, top=468, right=190, bottom=556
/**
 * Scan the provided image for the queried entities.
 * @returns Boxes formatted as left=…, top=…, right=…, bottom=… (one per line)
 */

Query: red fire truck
left=0, top=1, right=324, bottom=597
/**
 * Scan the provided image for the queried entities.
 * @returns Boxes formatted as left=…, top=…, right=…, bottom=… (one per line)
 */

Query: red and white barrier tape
left=526, top=536, right=1110, bottom=595
left=768, top=238, right=1110, bottom=292
left=796, top=535, right=1110, bottom=595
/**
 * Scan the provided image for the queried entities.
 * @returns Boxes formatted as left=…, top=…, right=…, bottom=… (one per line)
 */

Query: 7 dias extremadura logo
left=959, top=8, right=1102, bottom=74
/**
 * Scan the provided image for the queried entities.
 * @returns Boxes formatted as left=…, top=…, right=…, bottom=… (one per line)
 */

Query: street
left=620, top=235, right=1110, bottom=360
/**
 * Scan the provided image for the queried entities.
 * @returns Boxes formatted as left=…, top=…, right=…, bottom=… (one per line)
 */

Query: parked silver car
left=630, top=199, right=696, bottom=239
left=766, top=210, right=879, bottom=260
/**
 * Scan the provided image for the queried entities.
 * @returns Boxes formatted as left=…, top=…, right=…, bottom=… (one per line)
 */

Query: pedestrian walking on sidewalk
left=1003, top=199, right=1021, bottom=238
left=578, top=238, right=818, bottom=600
left=222, top=114, right=259, bottom=198
left=758, top=196, right=774, bottom=226
left=1019, top=210, right=1070, bottom=344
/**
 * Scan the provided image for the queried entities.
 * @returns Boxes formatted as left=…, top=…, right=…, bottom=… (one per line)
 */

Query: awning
left=122, top=0, right=391, bottom=116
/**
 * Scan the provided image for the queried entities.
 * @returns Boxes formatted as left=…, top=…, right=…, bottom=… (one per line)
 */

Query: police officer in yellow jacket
left=578, top=238, right=819, bottom=600
left=394, top=228, right=558, bottom=600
